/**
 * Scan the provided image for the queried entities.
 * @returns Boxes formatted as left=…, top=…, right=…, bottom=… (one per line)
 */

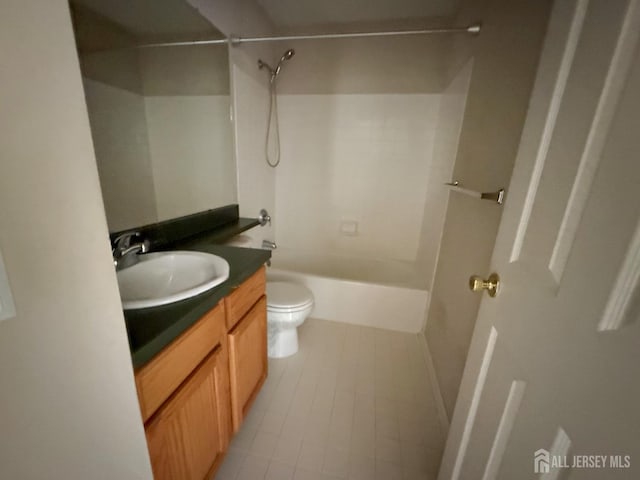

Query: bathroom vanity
left=123, top=236, right=270, bottom=480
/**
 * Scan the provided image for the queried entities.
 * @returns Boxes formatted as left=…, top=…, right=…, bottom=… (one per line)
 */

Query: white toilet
left=266, top=281, right=314, bottom=358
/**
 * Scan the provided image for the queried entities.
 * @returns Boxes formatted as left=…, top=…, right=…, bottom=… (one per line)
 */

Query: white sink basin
left=117, top=251, right=230, bottom=310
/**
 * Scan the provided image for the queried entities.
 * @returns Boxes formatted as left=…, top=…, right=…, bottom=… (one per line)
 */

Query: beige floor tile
left=216, top=319, right=444, bottom=480
left=297, top=439, right=327, bottom=472
left=271, top=434, right=303, bottom=466
left=250, top=431, right=279, bottom=458
left=236, top=454, right=269, bottom=480
left=322, top=446, right=350, bottom=478
left=375, top=458, right=403, bottom=480
left=348, top=453, right=375, bottom=480
left=259, top=410, right=287, bottom=436
left=266, top=460, right=295, bottom=480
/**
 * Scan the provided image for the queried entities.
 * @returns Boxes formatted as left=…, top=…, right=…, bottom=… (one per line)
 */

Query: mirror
left=70, top=0, right=236, bottom=232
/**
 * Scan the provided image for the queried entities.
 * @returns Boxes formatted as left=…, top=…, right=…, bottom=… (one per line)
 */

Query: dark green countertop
left=124, top=243, right=270, bottom=368
left=177, top=218, right=260, bottom=247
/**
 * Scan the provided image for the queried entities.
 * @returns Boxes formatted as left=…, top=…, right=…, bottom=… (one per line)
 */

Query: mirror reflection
left=70, top=0, right=236, bottom=232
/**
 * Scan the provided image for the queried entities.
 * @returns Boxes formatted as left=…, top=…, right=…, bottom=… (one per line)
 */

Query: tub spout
left=262, top=240, right=277, bottom=250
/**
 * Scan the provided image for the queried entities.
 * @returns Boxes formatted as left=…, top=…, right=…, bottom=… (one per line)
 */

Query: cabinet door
left=225, top=267, right=266, bottom=331
left=228, top=295, right=267, bottom=431
left=135, top=303, right=226, bottom=422
left=145, top=344, right=230, bottom=480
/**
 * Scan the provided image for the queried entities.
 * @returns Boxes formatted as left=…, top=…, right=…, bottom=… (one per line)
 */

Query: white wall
left=424, top=0, right=553, bottom=420
left=230, top=58, right=278, bottom=246
left=271, top=34, right=467, bottom=282
left=77, top=9, right=158, bottom=232
left=0, top=1, right=152, bottom=478
left=188, top=0, right=279, bottom=246
left=187, top=0, right=274, bottom=39
left=78, top=7, right=236, bottom=231
left=275, top=93, right=441, bottom=262
left=415, top=60, right=473, bottom=290
left=83, top=76, right=158, bottom=231
left=144, top=95, right=235, bottom=219
left=138, top=44, right=230, bottom=96
left=274, top=35, right=447, bottom=95
left=138, top=45, right=236, bottom=220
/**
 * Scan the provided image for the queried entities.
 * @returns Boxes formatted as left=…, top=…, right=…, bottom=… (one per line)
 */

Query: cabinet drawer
left=225, top=266, right=266, bottom=331
left=228, top=295, right=267, bottom=431
left=135, top=302, right=226, bottom=422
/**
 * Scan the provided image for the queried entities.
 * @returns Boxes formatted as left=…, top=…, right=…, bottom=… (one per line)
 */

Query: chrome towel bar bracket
left=445, top=181, right=505, bottom=205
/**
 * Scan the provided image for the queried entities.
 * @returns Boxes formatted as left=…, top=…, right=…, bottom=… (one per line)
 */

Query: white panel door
left=439, top=0, right=640, bottom=479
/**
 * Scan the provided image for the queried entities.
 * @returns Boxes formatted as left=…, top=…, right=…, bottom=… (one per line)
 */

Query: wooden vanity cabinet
left=144, top=345, right=229, bottom=480
left=134, top=266, right=268, bottom=479
left=135, top=302, right=231, bottom=480
left=225, top=267, right=268, bottom=432
left=135, top=303, right=228, bottom=423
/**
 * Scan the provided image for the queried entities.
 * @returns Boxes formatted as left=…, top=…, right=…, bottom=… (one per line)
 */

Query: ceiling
left=256, top=0, right=463, bottom=28
left=71, top=0, right=463, bottom=41
left=71, top=0, right=223, bottom=39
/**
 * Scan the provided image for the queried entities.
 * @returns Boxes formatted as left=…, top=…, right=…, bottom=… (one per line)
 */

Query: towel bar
left=445, top=181, right=505, bottom=205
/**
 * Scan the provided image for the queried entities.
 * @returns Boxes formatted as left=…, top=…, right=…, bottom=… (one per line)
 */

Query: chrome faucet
left=112, top=232, right=149, bottom=270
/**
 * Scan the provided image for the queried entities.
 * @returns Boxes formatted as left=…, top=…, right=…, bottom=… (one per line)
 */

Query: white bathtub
left=267, top=248, right=429, bottom=333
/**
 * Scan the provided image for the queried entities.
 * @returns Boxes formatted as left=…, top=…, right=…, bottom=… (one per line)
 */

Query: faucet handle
left=113, top=231, right=141, bottom=249
left=258, top=209, right=271, bottom=227
left=112, top=232, right=149, bottom=270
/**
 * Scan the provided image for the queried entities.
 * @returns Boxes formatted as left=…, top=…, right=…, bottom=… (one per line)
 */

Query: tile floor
left=214, top=318, right=445, bottom=480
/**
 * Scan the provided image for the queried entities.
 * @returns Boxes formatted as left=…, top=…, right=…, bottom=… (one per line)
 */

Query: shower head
left=280, top=49, right=295, bottom=62
left=274, top=48, right=295, bottom=76
left=258, top=48, right=296, bottom=82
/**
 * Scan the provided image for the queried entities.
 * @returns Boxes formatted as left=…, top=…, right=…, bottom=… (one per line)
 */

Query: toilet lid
left=267, top=282, right=314, bottom=309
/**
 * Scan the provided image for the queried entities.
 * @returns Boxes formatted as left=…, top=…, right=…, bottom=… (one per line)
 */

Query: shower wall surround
left=272, top=35, right=470, bottom=289
left=275, top=93, right=440, bottom=262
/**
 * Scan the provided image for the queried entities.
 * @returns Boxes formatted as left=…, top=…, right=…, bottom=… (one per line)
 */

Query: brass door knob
left=469, top=273, right=500, bottom=297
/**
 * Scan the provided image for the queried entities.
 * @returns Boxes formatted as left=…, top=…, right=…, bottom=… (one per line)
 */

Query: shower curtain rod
left=136, top=24, right=481, bottom=49
left=231, top=24, right=481, bottom=43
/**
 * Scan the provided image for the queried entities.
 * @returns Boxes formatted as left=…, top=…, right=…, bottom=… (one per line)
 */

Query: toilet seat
left=267, top=282, right=314, bottom=311
left=268, top=300, right=314, bottom=312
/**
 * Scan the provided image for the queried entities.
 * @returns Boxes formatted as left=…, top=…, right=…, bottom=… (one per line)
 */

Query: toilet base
left=268, top=327, right=299, bottom=358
